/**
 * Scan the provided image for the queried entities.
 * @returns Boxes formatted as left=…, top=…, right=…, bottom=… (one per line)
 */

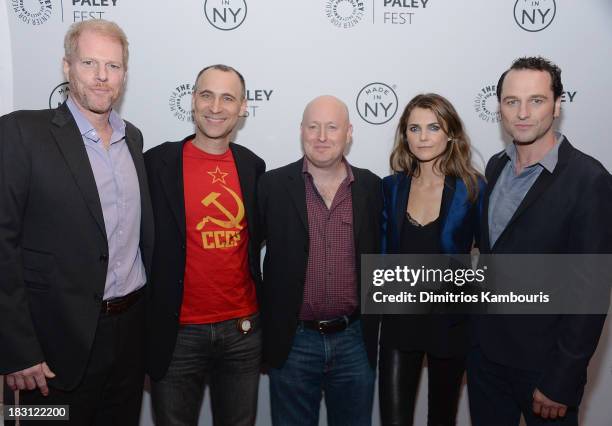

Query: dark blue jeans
left=467, top=347, right=579, bottom=426
left=268, top=319, right=375, bottom=426
left=151, top=313, right=262, bottom=426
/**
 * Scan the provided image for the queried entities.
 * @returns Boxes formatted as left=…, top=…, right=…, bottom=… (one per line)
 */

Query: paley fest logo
left=69, top=0, right=120, bottom=23
left=514, top=0, right=556, bottom=32
left=49, top=82, right=70, bottom=108
left=379, top=0, right=430, bottom=25
left=169, top=84, right=273, bottom=122
left=169, top=83, right=194, bottom=122
left=325, top=0, right=365, bottom=29
left=204, top=0, right=247, bottom=31
left=356, top=82, right=398, bottom=125
left=244, top=88, right=274, bottom=117
left=11, top=0, right=53, bottom=25
left=474, top=84, right=501, bottom=124
left=325, top=0, right=431, bottom=28
left=474, top=83, right=578, bottom=124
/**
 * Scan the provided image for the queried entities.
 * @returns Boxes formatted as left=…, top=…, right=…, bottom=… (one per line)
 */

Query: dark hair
left=496, top=56, right=563, bottom=101
left=193, top=64, right=246, bottom=99
left=389, top=93, right=481, bottom=202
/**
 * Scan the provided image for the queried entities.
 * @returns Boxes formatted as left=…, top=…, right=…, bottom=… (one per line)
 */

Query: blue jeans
left=151, top=313, right=262, bottom=426
left=467, top=347, right=579, bottom=426
left=269, top=319, right=375, bottom=426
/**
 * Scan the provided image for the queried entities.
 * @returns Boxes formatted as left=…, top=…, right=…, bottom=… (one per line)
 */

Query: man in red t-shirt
left=144, top=64, right=265, bottom=426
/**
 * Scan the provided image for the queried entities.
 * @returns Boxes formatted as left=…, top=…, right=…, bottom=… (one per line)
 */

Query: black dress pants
left=4, top=296, right=145, bottom=426
left=379, top=347, right=465, bottom=426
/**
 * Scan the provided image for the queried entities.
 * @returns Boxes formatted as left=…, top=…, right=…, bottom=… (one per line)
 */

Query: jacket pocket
left=22, top=249, right=55, bottom=288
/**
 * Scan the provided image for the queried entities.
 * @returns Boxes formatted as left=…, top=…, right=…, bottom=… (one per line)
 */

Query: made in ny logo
left=169, top=83, right=194, bottom=122
left=49, top=82, right=70, bottom=108
left=356, top=82, right=398, bottom=125
left=204, top=0, right=247, bottom=31
left=514, top=0, right=556, bottom=32
left=11, top=0, right=53, bottom=25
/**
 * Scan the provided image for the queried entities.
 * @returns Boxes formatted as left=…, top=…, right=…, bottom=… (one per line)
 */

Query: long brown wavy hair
left=389, top=93, right=482, bottom=202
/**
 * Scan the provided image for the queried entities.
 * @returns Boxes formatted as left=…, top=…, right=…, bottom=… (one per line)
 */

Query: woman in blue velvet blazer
left=379, top=93, right=484, bottom=426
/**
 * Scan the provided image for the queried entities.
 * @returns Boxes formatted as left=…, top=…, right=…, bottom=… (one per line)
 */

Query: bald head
left=302, top=95, right=350, bottom=125
left=300, top=95, right=353, bottom=171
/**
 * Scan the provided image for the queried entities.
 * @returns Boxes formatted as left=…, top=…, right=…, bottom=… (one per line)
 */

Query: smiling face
left=499, top=69, right=561, bottom=145
left=63, top=29, right=126, bottom=119
left=301, top=96, right=353, bottom=171
left=405, top=107, right=450, bottom=162
left=192, top=68, right=247, bottom=147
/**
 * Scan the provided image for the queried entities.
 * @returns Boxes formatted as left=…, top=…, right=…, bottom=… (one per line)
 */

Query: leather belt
left=100, top=287, right=144, bottom=315
left=301, top=311, right=360, bottom=335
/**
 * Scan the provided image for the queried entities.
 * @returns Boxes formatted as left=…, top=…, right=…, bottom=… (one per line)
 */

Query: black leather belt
left=301, top=311, right=360, bottom=334
left=100, top=287, right=144, bottom=315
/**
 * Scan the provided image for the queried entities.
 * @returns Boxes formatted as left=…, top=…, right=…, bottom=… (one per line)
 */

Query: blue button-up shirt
left=66, top=97, right=146, bottom=300
left=488, top=133, right=563, bottom=247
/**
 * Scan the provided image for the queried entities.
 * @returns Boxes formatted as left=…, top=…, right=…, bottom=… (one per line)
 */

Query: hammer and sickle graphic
left=196, top=184, right=245, bottom=231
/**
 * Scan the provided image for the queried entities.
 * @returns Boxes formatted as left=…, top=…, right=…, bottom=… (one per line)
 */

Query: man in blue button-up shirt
left=0, top=19, right=153, bottom=425
left=468, top=56, right=612, bottom=426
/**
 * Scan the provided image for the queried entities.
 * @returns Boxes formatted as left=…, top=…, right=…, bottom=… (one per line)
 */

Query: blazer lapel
left=124, top=126, right=154, bottom=253
left=351, top=168, right=370, bottom=245
left=50, top=104, right=107, bottom=240
left=160, top=141, right=187, bottom=240
left=496, top=142, right=570, bottom=246
left=231, top=143, right=256, bottom=234
left=482, top=153, right=508, bottom=252
left=394, top=175, right=410, bottom=246
left=439, top=176, right=456, bottom=229
left=285, top=160, right=308, bottom=231
left=125, top=129, right=147, bottom=200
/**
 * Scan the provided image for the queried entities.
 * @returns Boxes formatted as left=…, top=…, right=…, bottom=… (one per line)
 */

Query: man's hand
left=6, top=362, right=56, bottom=396
left=532, top=388, right=567, bottom=419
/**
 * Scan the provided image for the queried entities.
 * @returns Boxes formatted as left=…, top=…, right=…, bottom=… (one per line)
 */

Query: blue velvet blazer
left=380, top=173, right=485, bottom=355
left=382, top=173, right=485, bottom=255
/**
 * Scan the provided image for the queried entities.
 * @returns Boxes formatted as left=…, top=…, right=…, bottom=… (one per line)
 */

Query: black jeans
left=379, top=347, right=465, bottom=426
left=150, top=313, right=262, bottom=426
left=467, top=347, right=579, bottom=426
left=4, top=296, right=146, bottom=426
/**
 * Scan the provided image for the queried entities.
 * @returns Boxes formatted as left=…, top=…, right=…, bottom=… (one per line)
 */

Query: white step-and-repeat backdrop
left=2, top=1, right=611, bottom=425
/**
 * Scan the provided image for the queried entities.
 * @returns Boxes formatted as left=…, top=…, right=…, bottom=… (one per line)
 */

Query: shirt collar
left=505, top=132, right=564, bottom=173
left=302, top=157, right=355, bottom=183
left=66, top=96, right=126, bottom=145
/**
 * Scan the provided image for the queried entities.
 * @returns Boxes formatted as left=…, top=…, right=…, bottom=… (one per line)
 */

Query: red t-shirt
left=180, top=140, right=258, bottom=324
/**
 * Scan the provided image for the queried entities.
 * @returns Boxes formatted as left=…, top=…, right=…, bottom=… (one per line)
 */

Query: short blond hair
left=64, top=19, right=129, bottom=69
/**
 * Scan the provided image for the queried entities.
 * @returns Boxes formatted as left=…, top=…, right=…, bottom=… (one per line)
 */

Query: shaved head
left=302, top=95, right=350, bottom=124
left=300, top=94, right=353, bottom=171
